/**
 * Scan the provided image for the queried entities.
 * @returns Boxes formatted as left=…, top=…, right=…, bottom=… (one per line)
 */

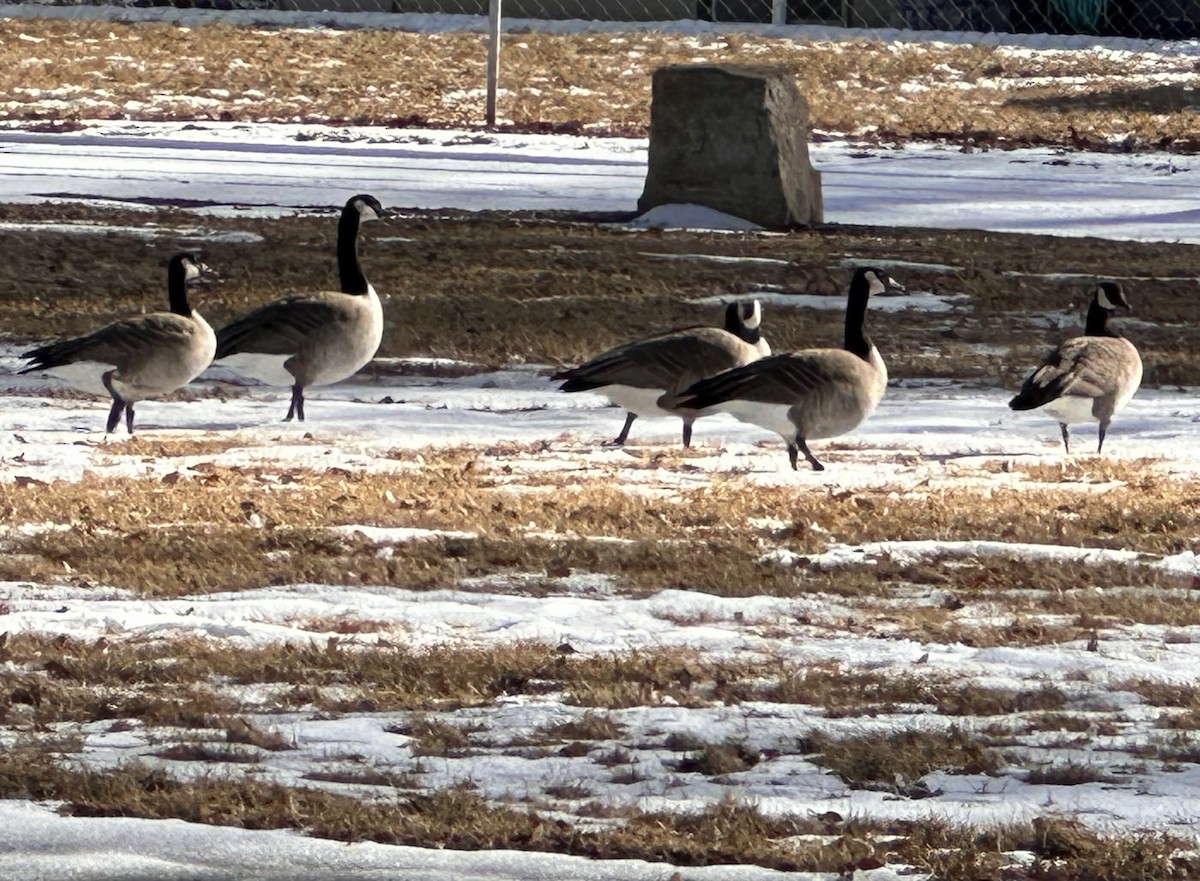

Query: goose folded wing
left=216, top=297, right=342, bottom=357
left=563, top=332, right=739, bottom=391
left=22, top=314, right=194, bottom=370
left=1016, top=339, right=1110, bottom=405
left=678, top=353, right=841, bottom=408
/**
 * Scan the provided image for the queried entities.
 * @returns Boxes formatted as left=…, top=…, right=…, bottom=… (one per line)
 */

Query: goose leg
left=1097, top=419, right=1109, bottom=454
left=607, top=412, right=636, bottom=446
left=681, top=418, right=694, bottom=449
left=1059, top=423, right=1070, bottom=454
left=105, top=399, right=125, bottom=434
left=101, top=370, right=126, bottom=434
left=125, top=403, right=136, bottom=434
left=789, top=439, right=825, bottom=472
left=284, top=384, right=306, bottom=423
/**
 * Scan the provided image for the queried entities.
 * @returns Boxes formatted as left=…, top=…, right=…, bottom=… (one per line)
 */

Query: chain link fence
left=8, top=0, right=1198, bottom=39
left=6, top=0, right=1200, bottom=148
left=377, top=0, right=1195, bottom=39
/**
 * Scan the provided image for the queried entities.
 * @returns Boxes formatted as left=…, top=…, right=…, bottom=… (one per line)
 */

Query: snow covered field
left=5, top=120, right=1200, bottom=242
left=2, top=108, right=1200, bottom=878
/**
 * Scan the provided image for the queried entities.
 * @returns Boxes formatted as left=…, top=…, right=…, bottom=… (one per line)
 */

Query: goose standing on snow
left=1009, top=281, right=1142, bottom=453
left=553, top=300, right=771, bottom=448
left=20, top=252, right=217, bottom=434
left=214, top=194, right=386, bottom=422
left=674, top=268, right=903, bottom=471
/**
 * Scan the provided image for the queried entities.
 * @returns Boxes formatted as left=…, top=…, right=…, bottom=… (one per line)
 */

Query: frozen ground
left=2, top=119, right=1200, bottom=879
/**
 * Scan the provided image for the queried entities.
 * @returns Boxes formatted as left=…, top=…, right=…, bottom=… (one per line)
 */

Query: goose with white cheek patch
left=20, top=253, right=217, bottom=434
left=674, top=268, right=903, bottom=471
left=553, top=300, right=771, bottom=448
left=214, top=194, right=386, bottom=422
left=1009, top=281, right=1142, bottom=453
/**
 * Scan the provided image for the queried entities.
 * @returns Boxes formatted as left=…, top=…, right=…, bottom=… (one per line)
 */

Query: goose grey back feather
left=23, top=312, right=208, bottom=377
left=557, top=325, right=765, bottom=400
left=215, top=296, right=345, bottom=359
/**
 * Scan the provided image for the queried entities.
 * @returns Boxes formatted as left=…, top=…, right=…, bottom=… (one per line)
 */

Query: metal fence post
left=486, top=0, right=502, bottom=129
left=772, top=0, right=787, bottom=23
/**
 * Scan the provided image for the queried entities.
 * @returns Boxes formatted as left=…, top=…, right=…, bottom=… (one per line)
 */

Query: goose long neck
left=843, top=289, right=871, bottom=361
left=724, top=306, right=762, bottom=346
left=167, top=262, right=192, bottom=316
left=337, top=207, right=369, bottom=295
left=1084, top=300, right=1117, bottom=337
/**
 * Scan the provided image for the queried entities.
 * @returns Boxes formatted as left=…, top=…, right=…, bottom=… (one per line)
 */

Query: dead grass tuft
left=537, top=712, right=624, bottom=742
left=302, top=767, right=420, bottom=788
left=806, top=727, right=1001, bottom=790
left=671, top=742, right=761, bottom=777
left=224, top=718, right=294, bottom=752
left=152, top=743, right=263, bottom=764
left=1024, top=762, right=1119, bottom=785
left=388, top=717, right=481, bottom=758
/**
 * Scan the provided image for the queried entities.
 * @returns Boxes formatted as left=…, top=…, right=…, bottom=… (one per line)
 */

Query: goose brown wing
left=21, top=313, right=195, bottom=372
left=215, top=295, right=343, bottom=358
left=1010, top=338, right=1117, bottom=409
left=555, top=329, right=744, bottom=392
left=677, top=352, right=844, bottom=409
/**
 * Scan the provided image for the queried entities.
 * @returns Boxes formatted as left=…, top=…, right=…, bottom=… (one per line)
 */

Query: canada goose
left=20, top=252, right=216, bottom=434
left=1009, top=281, right=1142, bottom=453
left=214, top=194, right=386, bottom=422
left=674, top=268, right=902, bottom=471
left=553, top=300, right=771, bottom=447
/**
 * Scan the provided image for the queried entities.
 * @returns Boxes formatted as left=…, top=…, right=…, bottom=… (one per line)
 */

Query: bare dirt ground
left=2, top=201, right=1198, bottom=387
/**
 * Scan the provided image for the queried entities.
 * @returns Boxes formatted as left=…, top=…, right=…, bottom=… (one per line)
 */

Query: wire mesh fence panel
left=382, top=0, right=1200, bottom=37
left=5, top=0, right=1200, bottom=149
left=9, top=0, right=1199, bottom=39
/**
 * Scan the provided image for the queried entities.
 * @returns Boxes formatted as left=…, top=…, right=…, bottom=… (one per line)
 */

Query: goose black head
left=724, top=299, right=769, bottom=353
left=738, top=299, right=762, bottom=331
left=1094, top=281, right=1131, bottom=313
left=854, top=267, right=904, bottom=296
left=349, top=194, right=387, bottom=224
left=176, top=253, right=214, bottom=284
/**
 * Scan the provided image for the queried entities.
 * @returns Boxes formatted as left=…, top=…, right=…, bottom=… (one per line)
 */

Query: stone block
left=638, top=64, right=823, bottom=228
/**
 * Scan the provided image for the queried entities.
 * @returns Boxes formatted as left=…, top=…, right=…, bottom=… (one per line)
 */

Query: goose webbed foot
left=681, top=418, right=694, bottom=449
left=788, top=439, right=824, bottom=472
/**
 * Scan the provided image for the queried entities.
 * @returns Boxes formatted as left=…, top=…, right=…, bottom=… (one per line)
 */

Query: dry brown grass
left=1024, top=762, right=1119, bottom=785
left=804, top=727, right=1003, bottom=789
left=387, top=717, right=482, bottom=757
left=3, top=463, right=1200, bottom=602
left=3, top=201, right=1200, bottom=386
left=0, top=632, right=1085, bottom=733
left=899, top=817, right=1188, bottom=880
left=537, top=712, right=625, bottom=742
left=7, top=19, right=1200, bottom=151
left=0, top=748, right=858, bottom=871
left=671, top=742, right=761, bottom=776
